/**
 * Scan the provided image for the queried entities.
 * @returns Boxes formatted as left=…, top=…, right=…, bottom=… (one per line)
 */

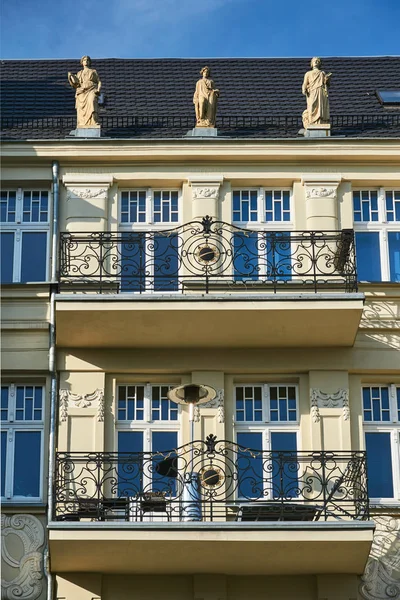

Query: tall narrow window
left=353, top=189, right=400, bottom=282
left=0, top=190, right=49, bottom=283
left=1, top=384, right=44, bottom=501
left=235, top=383, right=299, bottom=500
left=362, top=384, right=400, bottom=500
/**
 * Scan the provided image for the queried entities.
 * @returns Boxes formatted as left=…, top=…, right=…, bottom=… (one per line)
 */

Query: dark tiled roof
left=1, top=57, right=400, bottom=140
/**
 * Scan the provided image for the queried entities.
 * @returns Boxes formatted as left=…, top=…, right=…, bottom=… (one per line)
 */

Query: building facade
left=1, top=57, right=400, bottom=600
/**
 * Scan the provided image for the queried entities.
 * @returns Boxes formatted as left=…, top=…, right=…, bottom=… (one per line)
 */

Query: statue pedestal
left=305, top=124, right=331, bottom=138
left=187, top=127, right=218, bottom=137
left=70, top=128, right=101, bottom=138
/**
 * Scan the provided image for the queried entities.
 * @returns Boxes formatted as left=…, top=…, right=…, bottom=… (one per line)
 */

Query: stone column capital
left=301, top=174, right=342, bottom=200
left=188, top=176, right=224, bottom=201
left=63, top=174, right=114, bottom=201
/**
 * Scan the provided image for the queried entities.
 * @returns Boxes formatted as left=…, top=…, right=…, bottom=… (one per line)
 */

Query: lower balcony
left=49, top=436, right=374, bottom=575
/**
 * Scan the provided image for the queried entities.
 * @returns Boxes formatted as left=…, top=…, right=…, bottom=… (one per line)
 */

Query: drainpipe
left=46, top=160, right=59, bottom=600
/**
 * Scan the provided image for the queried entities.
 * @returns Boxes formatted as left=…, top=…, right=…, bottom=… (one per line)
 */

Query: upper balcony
left=48, top=436, right=374, bottom=575
left=55, top=217, right=364, bottom=348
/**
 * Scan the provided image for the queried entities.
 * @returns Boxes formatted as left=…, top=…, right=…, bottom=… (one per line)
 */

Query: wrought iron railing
left=54, top=436, right=369, bottom=523
left=59, top=218, right=357, bottom=294
left=2, top=114, right=400, bottom=136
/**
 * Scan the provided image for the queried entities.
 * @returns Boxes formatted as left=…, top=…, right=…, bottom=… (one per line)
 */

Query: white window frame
left=1, top=383, right=44, bottom=503
left=116, top=383, right=182, bottom=450
left=353, top=187, right=400, bottom=282
left=362, top=384, right=400, bottom=504
left=119, top=188, right=182, bottom=230
left=0, top=188, right=50, bottom=283
left=118, top=188, right=182, bottom=293
left=232, top=187, right=294, bottom=229
left=234, top=383, right=299, bottom=427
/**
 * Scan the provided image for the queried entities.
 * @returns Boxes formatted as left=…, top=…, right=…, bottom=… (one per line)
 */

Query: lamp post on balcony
left=168, top=383, right=217, bottom=521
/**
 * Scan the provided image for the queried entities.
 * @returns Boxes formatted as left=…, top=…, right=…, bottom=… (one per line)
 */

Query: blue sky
left=1, top=0, right=399, bottom=59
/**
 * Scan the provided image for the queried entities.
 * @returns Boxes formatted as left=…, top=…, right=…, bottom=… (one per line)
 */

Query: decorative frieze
left=66, top=187, right=108, bottom=200
left=192, top=186, right=221, bottom=200
left=1, top=513, right=45, bottom=600
left=360, top=515, right=400, bottom=600
left=59, top=388, right=104, bottom=422
left=194, top=389, right=225, bottom=423
left=305, top=186, right=337, bottom=199
left=310, top=388, right=350, bottom=423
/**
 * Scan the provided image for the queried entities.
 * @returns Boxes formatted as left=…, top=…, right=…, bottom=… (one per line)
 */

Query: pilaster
left=62, top=174, right=114, bottom=232
left=302, top=174, right=342, bottom=230
left=188, top=176, right=223, bottom=219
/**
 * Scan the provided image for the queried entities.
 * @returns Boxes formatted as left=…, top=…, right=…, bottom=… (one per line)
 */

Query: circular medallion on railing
left=199, top=466, right=224, bottom=488
left=195, top=244, right=220, bottom=265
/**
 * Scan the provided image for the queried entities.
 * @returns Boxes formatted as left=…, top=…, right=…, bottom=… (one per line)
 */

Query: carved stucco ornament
left=1, top=513, right=45, bottom=600
left=360, top=515, right=400, bottom=600
left=305, top=186, right=336, bottom=199
left=310, top=388, right=350, bottom=423
left=59, top=388, right=104, bottom=422
left=66, top=187, right=107, bottom=200
left=194, top=389, right=225, bottom=423
left=192, top=186, right=221, bottom=200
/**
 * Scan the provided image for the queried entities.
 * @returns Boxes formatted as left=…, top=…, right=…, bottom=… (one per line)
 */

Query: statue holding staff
left=68, top=55, right=102, bottom=129
left=302, top=57, right=332, bottom=129
left=193, top=66, right=220, bottom=128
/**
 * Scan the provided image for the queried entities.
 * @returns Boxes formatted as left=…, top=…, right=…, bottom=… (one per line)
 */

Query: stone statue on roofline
left=68, top=56, right=102, bottom=130
left=302, top=57, right=332, bottom=130
left=193, top=66, right=220, bottom=128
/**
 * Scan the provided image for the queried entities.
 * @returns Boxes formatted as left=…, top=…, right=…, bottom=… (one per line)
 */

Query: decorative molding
left=360, top=515, right=400, bottom=600
left=194, top=389, right=224, bottom=423
left=192, top=186, right=221, bottom=201
left=1, top=513, right=45, bottom=600
left=66, top=187, right=108, bottom=200
left=59, top=388, right=104, bottom=422
left=310, top=388, right=350, bottom=422
left=305, top=186, right=337, bottom=199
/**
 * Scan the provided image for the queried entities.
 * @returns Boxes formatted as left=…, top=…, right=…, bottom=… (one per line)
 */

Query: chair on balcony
left=235, top=502, right=317, bottom=522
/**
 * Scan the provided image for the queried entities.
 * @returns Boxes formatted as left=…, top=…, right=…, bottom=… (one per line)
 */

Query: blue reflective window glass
left=153, top=233, right=179, bottom=291
left=1, top=431, right=6, bottom=496
left=117, top=431, right=143, bottom=496
left=397, top=388, right=400, bottom=421
left=271, top=432, right=298, bottom=500
left=233, top=232, right=259, bottom=281
left=1, top=387, right=8, bottom=421
left=266, top=232, right=292, bottom=281
left=1, top=233, right=14, bottom=283
left=152, top=431, right=178, bottom=494
left=355, top=232, right=381, bottom=281
left=233, top=191, right=241, bottom=222
left=388, top=232, right=400, bottom=283
left=363, top=388, right=372, bottom=421
left=353, top=191, right=361, bottom=222
left=20, top=232, right=47, bottom=282
left=121, top=192, right=129, bottom=223
left=365, top=432, right=394, bottom=498
left=120, top=232, right=146, bottom=292
left=237, top=432, right=263, bottom=499
left=13, top=431, right=41, bottom=497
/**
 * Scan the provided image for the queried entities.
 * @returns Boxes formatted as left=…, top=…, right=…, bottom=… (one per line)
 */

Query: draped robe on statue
left=302, top=68, right=330, bottom=127
left=74, top=68, right=101, bottom=128
left=193, top=77, right=219, bottom=127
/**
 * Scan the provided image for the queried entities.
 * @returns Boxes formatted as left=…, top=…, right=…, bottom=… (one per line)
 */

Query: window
left=376, top=90, right=400, bottom=106
left=119, top=189, right=181, bottom=292
left=116, top=384, right=180, bottom=495
left=362, top=385, right=400, bottom=501
left=234, top=384, right=299, bottom=499
left=232, top=189, right=293, bottom=282
left=1, top=384, right=44, bottom=501
left=120, top=189, right=180, bottom=225
left=232, top=189, right=292, bottom=225
left=353, top=189, right=400, bottom=282
left=0, top=189, right=50, bottom=284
